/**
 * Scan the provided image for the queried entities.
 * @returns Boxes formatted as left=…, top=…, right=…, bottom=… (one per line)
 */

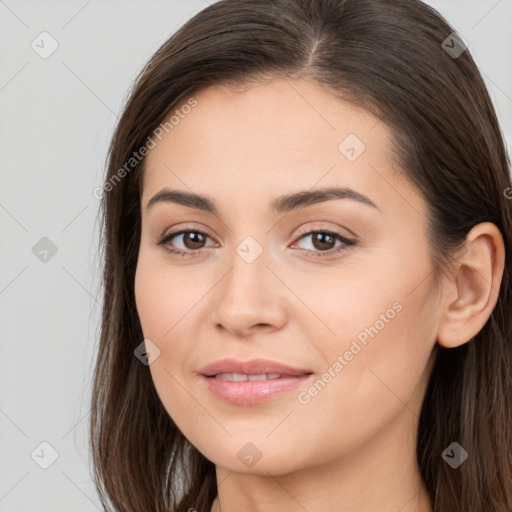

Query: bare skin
left=134, top=77, right=505, bottom=512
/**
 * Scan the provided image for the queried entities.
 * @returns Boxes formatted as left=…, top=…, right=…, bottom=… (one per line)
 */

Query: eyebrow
left=145, top=186, right=379, bottom=215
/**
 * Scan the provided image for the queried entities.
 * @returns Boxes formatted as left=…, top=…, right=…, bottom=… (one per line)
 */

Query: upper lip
left=199, top=358, right=313, bottom=377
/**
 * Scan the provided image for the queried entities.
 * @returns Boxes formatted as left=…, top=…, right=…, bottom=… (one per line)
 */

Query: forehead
left=146, top=78, right=388, bottom=166
left=141, top=78, right=421, bottom=217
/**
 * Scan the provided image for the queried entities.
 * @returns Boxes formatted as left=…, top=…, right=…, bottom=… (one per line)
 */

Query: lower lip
left=202, top=374, right=312, bottom=405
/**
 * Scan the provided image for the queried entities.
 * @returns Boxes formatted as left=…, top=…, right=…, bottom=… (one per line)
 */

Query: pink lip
left=199, top=358, right=312, bottom=377
left=199, top=358, right=313, bottom=405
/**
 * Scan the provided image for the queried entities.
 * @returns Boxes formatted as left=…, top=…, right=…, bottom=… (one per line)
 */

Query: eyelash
left=156, top=227, right=356, bottom=259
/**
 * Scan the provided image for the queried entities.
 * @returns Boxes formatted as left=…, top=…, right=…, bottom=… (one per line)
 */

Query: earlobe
left=437, top=222, right=505, bottom=349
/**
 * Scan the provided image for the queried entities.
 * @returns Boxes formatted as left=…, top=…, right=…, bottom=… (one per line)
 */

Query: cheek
left=285, top=248, right=437, bottom=440
left=331, top=272, right=435, bottom=388
left=134, top=248, right=204, bottom=340
left=134, top=250, right=210, bottom=426
left=285, top=286, right=437, bottom=469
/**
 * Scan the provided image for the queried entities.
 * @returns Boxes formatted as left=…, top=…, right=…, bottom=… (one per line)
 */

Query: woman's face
left=134, top=78, right=440, bottom=476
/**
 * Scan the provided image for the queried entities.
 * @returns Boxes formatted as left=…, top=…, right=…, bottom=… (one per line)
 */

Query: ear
left=437, top=222, right=505, bottom=349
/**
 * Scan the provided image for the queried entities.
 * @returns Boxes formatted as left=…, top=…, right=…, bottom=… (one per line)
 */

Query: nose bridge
left=212, top=232, right=285, bottom=333
left=223, top=234, right=269, bottom=302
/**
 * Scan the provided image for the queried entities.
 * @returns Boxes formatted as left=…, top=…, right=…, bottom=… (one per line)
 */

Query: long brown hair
left=90, top=0, right=512, bottom=510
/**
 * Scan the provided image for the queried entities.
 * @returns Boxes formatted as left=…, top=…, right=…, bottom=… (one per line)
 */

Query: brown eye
left=157, top=229, right=215, bottom=254
left=293, top=230, right=356, bottom=257
left=180, top=231, right=207, bottom=250
left=310, top=232, right=337, bottom=251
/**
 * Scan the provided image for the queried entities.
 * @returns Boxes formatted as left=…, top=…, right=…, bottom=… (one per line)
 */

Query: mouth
left=199, top=357, right=312, bottom=378
left=199, top=359, right=314, bottom=405
left=211, top=372, right=299, bottom=381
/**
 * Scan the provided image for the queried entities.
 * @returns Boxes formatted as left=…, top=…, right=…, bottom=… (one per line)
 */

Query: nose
left=211, top=244, right=288, bottom=337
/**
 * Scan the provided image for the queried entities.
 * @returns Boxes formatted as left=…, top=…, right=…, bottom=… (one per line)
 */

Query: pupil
left=313, top=233, right=334, bottom=251
left=185, top=232, right=205, bottom=249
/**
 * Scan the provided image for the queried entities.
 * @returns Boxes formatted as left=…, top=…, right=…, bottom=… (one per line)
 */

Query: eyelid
left=157, top=226, right=216, bottom=248
left=157, top=222, right=216, bottom=242
left=292, top=222, right=356, bottom=241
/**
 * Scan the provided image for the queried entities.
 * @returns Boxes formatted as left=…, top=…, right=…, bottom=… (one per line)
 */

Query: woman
left=90, top=0, right=512, bottom=511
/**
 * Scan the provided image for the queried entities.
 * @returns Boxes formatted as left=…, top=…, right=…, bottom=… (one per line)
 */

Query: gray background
left=0, top=1, right=511, bottom=510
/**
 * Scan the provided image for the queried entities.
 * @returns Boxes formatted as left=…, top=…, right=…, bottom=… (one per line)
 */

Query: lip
left=199, top=358, right=312, bottom=377
left=199, top=358, right=314, bottom=405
